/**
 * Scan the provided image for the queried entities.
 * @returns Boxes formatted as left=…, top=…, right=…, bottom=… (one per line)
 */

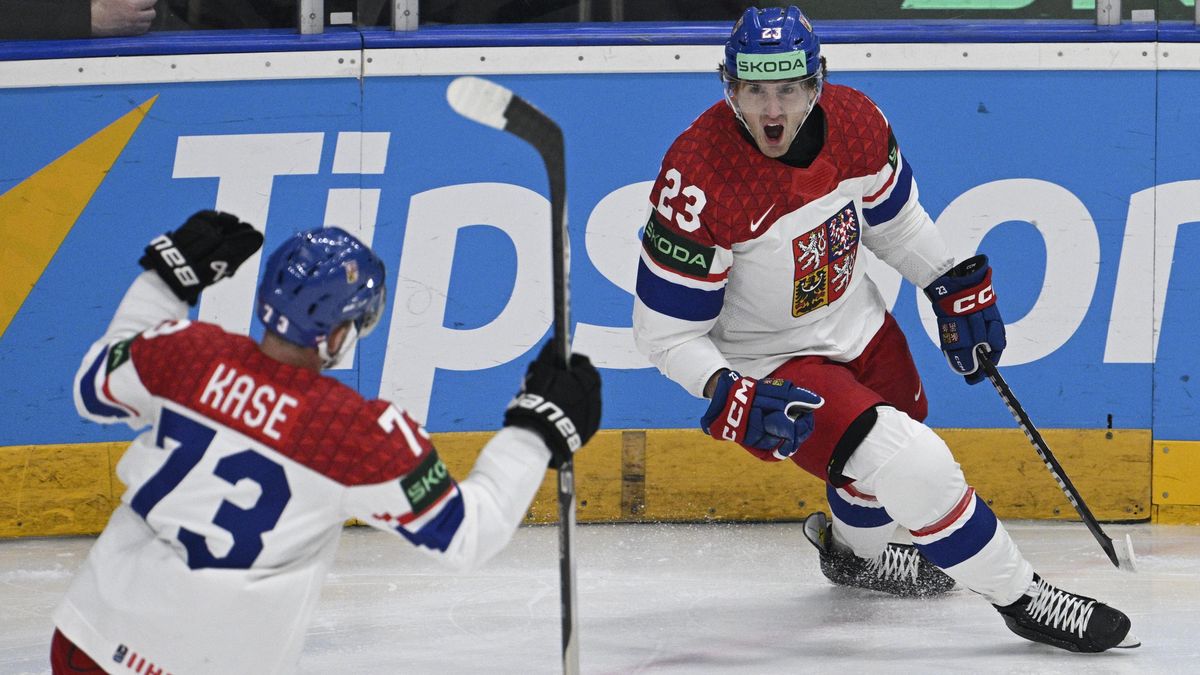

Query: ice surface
left=2, top=521, right=1196, bottom=674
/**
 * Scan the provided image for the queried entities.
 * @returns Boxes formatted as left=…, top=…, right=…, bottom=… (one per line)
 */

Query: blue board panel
left=0, top=66, right=1185, bottom=446
left=1152, top=70, right=1200, bottom=441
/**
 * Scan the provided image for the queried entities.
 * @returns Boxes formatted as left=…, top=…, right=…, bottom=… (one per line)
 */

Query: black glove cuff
left=503, top=393, right=580, bottom=469
left=139, top=235, right=202, bottom=305
left=946, top=254, right=988, bottom=278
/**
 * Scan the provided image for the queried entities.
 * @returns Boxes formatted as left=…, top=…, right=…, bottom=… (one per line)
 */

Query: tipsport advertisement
left=1, top=66, right=1195, bottom=446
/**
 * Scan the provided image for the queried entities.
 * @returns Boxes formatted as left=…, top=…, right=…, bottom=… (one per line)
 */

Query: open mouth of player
left=763, top=124, right=785, bottom=143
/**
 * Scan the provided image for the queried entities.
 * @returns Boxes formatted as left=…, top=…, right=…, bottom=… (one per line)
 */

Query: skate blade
left=802, top=513, right=827, bottom=549
left=1113, top=631, right=1142, bottom=649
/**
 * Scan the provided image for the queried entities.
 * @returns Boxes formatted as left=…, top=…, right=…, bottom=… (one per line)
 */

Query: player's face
left=730, top=79, right=817, bottom=158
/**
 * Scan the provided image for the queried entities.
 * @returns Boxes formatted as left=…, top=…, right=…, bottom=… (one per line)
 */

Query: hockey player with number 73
left=51, top=211, right=601, bottom=674
left=632, top=5, right=1138, bottom=653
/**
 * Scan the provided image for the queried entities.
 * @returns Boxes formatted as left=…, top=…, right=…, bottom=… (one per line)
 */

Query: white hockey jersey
left=633, top=85, right=953, bottom=397
left=55, top=272, right=551, bottom=674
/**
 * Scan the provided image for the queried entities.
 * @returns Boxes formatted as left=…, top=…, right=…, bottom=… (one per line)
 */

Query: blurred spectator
left=0, top=0, right=156, bottom=39
left=93, top=0, right=156, bottom=35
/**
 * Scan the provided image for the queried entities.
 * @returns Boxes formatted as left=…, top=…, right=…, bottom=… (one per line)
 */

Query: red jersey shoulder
left=131, top=321, right=253, bottom=401
left=283, top=388, right=433, bottom=486
left=653, top=101, right=792, bottom=248
left=131, top=320, right=429, bottom=485
left=820, top=84, right=893, bottom=180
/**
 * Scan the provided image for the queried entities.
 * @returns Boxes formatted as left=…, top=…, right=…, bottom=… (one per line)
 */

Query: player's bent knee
left=866, top=408, right=968, bottom=530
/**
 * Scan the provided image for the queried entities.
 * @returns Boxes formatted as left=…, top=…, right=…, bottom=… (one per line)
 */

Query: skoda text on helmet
left=256, top=227, right=387, bottom=369
left=722, top=6, right=824, bottom=154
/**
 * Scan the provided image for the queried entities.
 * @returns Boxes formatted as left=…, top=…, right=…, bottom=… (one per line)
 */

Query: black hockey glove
left=138, top=210, right=264, bottom=305
left=503, top=341, right=602, bottom=469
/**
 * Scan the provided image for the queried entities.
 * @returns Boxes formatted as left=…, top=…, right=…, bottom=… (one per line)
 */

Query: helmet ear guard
left=316, top=282, right=387, bottom=368
left=317, top=321, right=359, bottom=369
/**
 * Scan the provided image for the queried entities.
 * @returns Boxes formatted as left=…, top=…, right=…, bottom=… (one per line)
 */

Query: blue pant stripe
left=827, top=484, right=894, bottom=528
left=914, top=495, right=998, bottom=569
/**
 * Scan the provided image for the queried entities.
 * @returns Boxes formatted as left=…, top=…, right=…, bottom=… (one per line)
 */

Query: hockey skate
left=994, top=574, right=1140, bottom=653
left=803, top=512, right=955, bottom=597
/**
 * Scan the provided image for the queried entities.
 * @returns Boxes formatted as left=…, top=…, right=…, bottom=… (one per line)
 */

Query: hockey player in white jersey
left=51, top=211, right=601, bottom=674
left=632, top=5, right=1137, bottom=653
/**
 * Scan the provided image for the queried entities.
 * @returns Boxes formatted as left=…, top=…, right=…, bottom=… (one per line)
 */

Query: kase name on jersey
left=199, top=362, right=299, bottom=441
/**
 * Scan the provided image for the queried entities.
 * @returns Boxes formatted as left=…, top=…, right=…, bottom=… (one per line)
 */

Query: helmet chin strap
left=783, top=78, right=823, bottom=147
left=317, top=323, right=360, bottom=369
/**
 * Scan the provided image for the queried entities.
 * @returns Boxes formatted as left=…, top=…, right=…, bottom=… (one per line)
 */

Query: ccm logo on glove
left=950, top=285, right=994, bottom=314
left=720, top=376, right=755, bottom=442
left=924, top=254, right=1006, bottom=384
left=509, top=392, right=581, bottom=452
left=930, top=281, right=996, bottom=316
left=701, top=371, right=823, bottom=461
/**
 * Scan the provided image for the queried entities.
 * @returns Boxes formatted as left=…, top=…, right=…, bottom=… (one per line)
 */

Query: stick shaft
left=977, top=351, right=1122, bottom=568
left=544, top=125, right=578, bottom=675
left=502, top=91, right=577, bottom=674
left=557, top=461, right=578, bottom=673
left=448, top=78, right=579, bottom=669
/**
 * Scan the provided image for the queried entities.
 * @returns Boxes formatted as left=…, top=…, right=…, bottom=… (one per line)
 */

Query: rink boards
left=2, top=24, right=1199, bottom=534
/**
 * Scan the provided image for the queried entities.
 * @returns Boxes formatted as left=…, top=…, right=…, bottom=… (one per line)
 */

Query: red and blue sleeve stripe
left=863, top=157, right=914, bottom=227
left=396, top=492, right=465, bottom=552
left=78, top=346, right=130, bottom=420
left=635, top=259, right=725, bottom=322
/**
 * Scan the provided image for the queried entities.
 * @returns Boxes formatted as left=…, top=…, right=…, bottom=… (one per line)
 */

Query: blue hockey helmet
left=723, top=6, right=822, bottom=84
left=256, top=227, right=387, bottom=368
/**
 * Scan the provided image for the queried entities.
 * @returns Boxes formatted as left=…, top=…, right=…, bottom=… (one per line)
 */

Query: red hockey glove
left=700, top=371, right=824, bottom=460
left=924, top=255, right=1006, bottom=385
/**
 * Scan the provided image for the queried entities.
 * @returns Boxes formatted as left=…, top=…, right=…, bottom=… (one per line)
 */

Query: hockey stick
left=447, top=76, right=580, bottom=674
left=977, top=349, right=1137, bottom=572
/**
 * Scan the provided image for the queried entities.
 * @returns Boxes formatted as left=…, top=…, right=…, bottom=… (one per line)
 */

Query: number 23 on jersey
left=655, top=168, right=708, bottom=233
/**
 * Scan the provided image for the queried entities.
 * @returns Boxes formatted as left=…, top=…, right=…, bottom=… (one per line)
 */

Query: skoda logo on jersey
left=736, top=52, right=809, bottom=81
left=642, top=214, right=714, bottom=277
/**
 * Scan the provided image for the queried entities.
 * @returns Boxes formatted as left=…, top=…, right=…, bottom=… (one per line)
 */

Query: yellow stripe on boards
left=0, top=96, right=158, bottom=338
left=1154, top=504, right=1200, bottom=525
left=1153, top=440, right=1200, bottom=506
left=0, top=442, right=125, bottom=537
left=937, top=428, right=1151, bottom=521
left=0, top=427, right=1164, bottom=538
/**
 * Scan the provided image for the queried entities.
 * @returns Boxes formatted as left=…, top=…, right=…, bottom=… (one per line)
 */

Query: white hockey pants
left=828, top=406, right=1034, bottom=606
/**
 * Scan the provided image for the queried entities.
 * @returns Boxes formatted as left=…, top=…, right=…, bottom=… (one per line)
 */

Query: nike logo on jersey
left=750, top=205, right=776, bottom=233
left=915, top=381, right=923, bottom=402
